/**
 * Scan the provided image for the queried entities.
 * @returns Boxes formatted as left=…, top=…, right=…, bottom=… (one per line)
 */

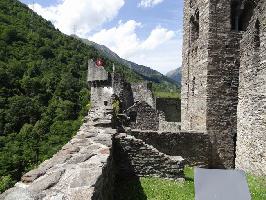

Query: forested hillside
left=0, top=0, right=176, bottom=192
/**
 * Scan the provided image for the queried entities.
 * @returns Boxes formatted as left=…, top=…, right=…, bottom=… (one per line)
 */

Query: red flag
left=96, top=58, right=104, bottom=67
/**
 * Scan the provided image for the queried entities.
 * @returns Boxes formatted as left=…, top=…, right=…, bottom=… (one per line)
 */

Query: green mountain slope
left=0, top=0, right=180, bottom=191
left=166, top=67, right=182, bottom=85
left=0, top=0, right=94, bottom=191
left=0, top=0, right=179, bottom=192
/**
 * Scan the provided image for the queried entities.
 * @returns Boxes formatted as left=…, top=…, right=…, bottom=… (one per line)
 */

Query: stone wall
left=181, top=0, right=209, bottom=132
left=129, top=130, right=211, bottom=167
left=158, top=112, right=181, bottom=133
left=0, top=111, right=116, bottom=200
left=113, top=133, right=184, bottom=180
left=236, top=0, right=266, bottom=176
left=206, top=0, right=242, bottom=169
left=131, top=82, right=155, bottom=108
left=126, top=102, right=159, bottom=131
left=87, top=60, right=109, bottom=82
left=158, top=121, right=181, bottom=133
left=182, top=0, right=242, bottom=168
left=156, top=98, right=181, bottom=122
left=112, top=73, right=134, bottom=111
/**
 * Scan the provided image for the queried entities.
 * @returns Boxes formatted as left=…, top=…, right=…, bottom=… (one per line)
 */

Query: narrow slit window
left=231, top=0, right=241, bottom=31
left=254, top=20, right=260, bottom=49
left=192, top=77, right=196, bottom=96
left=190, top=10, right=199, bottom=43
left=239, top=0, right=257, bottom=31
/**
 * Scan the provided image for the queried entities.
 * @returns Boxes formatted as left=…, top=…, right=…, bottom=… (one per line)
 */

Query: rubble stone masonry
left=181, top=0, right=266, bottom=172
left=236, top=0, right=266, bottom=176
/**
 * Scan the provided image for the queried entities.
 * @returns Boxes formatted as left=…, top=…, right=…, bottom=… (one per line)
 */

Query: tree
left=2, top=28, right=18, bottom=44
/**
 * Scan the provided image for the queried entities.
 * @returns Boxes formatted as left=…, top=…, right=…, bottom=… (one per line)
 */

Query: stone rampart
left=113, top=133, right=184, bottom=180
left=129, top=130, right=211, bottom=167
left=0, top=111, right=116, bottom=200
left=1, top=105, right=186, bottom=199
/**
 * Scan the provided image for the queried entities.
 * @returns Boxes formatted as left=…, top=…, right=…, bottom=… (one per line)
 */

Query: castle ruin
left=1, top=0, right=265, bottom=199
left=182, top=0, right=265, bottom=175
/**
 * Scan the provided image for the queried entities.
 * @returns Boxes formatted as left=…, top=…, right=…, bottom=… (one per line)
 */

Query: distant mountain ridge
left=79, top=38, right=179, bottom=86
left=166, top=67, right=182, bottom=85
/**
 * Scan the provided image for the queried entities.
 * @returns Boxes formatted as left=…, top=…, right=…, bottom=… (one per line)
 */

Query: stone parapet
left=0, top=117, right=116, bottom=200
left=129, top=130, right=211, bottom=167
left=113, top=133, right=184, bottom=180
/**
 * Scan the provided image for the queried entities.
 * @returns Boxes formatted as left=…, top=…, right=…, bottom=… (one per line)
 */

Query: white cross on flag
left=96, top=58, right=104, bottom=67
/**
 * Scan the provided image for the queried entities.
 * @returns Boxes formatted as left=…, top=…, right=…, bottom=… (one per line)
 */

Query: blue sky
left=20, top=0, right=183, bottom=74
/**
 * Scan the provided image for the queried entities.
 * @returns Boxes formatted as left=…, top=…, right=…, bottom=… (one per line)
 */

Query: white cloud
left=138, top=0, right=164, bottom=8
left=29, top=0, right=124, bottom=36
left=89, top=20, right=181, bottom=74
left=131, top=38, right=183, bottom=74
left=89, top=20, right=142, bottom=58
left=141, top=26, right=175, bottom=49
left=26, top=0, right=181, bottom=74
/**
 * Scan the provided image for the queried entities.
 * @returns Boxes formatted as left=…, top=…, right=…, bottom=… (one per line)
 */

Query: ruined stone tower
left=235, top=0, right=266, bottom=176
left=182, top=0, right=242, bottom=168
left=182, top=0, right=266, bottom=173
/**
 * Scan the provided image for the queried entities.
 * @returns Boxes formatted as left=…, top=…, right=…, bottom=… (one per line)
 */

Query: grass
left=140, top=167, right=194, bottom=200
left=247, top=173, right=266, bottom=200
left=115, top=167, right=266, bottom=200
left=154, top=91, right=180, bottom=99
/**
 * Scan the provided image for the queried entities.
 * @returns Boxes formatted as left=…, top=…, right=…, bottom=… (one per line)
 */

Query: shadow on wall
left=114, top=176, right=147, bottom=200
left=156, top=98, right=181, bottom=122
left=129, top=130, right=227, bottom=169
left=113, top=139, right=147, bottom=200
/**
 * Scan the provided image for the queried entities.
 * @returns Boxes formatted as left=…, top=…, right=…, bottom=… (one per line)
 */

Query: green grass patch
left=247, top=173, right=266, bottom=200
left=140, top=167, right=194, bottom=200
left=115, top=167, right=266, bottom=200
left=154, top=91, right=180, bottom=99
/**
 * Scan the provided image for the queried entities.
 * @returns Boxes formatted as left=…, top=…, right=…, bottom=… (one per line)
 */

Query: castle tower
left=87, top=59, right=113, bottom=110
left=235, top=0, right=266, bottom=176
left=181, top=0, right=242, bottom=168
